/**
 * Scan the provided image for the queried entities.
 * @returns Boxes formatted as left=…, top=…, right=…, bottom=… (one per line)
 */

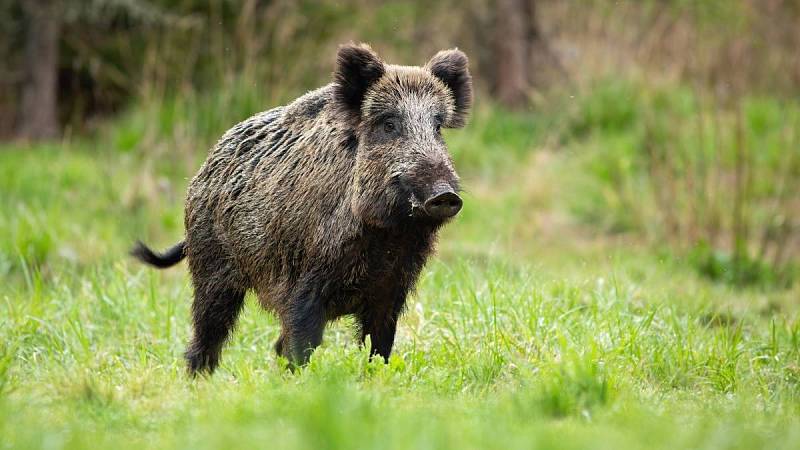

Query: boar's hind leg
left=185, top=283, right=246, bottom=376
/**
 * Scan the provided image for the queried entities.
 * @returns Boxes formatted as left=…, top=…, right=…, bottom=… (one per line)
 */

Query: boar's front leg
left=280, top=273, right=331, bottom=367
left=358, top=290, right=408, bottom=362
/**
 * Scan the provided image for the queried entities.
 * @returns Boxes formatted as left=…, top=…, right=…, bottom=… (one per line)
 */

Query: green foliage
left=689, top=242, right=792, bottom=288
left=565, top=79, right=641, bottom=140
left=447, top=106, right=550, bottom=178
left=560, top=78, right=799, bottom=287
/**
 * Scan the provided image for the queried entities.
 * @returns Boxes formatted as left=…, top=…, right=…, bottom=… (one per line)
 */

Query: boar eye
left=383, top=119, right=396, bottom=133
left=434, top=115, right=444, bottom=133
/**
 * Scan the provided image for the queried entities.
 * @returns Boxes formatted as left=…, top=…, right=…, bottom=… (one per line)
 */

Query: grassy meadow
left=2, top=74, right=800, bottom=450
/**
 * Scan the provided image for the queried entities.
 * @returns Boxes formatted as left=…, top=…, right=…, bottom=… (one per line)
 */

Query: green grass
left=2, top=90, right=799, bottom=449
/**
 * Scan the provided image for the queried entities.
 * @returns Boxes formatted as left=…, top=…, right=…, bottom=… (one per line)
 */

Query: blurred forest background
left=2, top=0, right=799, bottom=287
left=3, top=2, right=800, bottom=449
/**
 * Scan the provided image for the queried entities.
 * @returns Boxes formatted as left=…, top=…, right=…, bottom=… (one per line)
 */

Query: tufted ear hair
left=426, top=49, right=473, bottom=128
left=333, top=43, right=385, bottom=121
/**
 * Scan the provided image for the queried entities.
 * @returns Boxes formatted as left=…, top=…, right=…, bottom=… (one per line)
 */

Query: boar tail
left=131, top=240, right=186, bottom=268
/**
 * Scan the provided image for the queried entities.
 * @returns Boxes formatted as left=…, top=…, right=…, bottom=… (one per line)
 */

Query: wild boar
left=133, top=43, right=472, bottom=375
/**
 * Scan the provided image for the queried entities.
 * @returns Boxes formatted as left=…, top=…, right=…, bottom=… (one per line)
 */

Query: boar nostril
left=423, top=191, right=463, bottom=220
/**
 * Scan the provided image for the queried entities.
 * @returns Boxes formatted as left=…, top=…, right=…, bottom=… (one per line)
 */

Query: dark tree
left=491, top=0, right=563, bottom=108
left=18, top=0, right=61, bottom=140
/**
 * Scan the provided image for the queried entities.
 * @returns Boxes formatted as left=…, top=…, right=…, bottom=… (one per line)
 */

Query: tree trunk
left=491, top=0, right=563, bottom=108
left=492, top=0, right=529, bottom=108
left=18, top=0, right=61, bottom=140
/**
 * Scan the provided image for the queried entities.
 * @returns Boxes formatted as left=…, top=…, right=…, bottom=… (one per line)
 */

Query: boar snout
left=423, top=185, right=462, bottom=220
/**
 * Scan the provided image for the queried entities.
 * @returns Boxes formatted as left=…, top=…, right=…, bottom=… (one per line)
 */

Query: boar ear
left=333, top=43, right=385, bottom=120
left=426, top=49, right=473, bottom=128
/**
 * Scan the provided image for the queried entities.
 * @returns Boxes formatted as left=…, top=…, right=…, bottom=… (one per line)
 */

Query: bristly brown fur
left=133, top=43, right=473, bottom=375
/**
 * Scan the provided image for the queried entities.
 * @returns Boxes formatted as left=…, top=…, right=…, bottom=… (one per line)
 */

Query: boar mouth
left=410, top=193, right=425, bottom=217
left=395, top=178, right=428, bottom=220
left=409, top=189, right=462, bottom=222
left=394, top=176, right=461, bottom=223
